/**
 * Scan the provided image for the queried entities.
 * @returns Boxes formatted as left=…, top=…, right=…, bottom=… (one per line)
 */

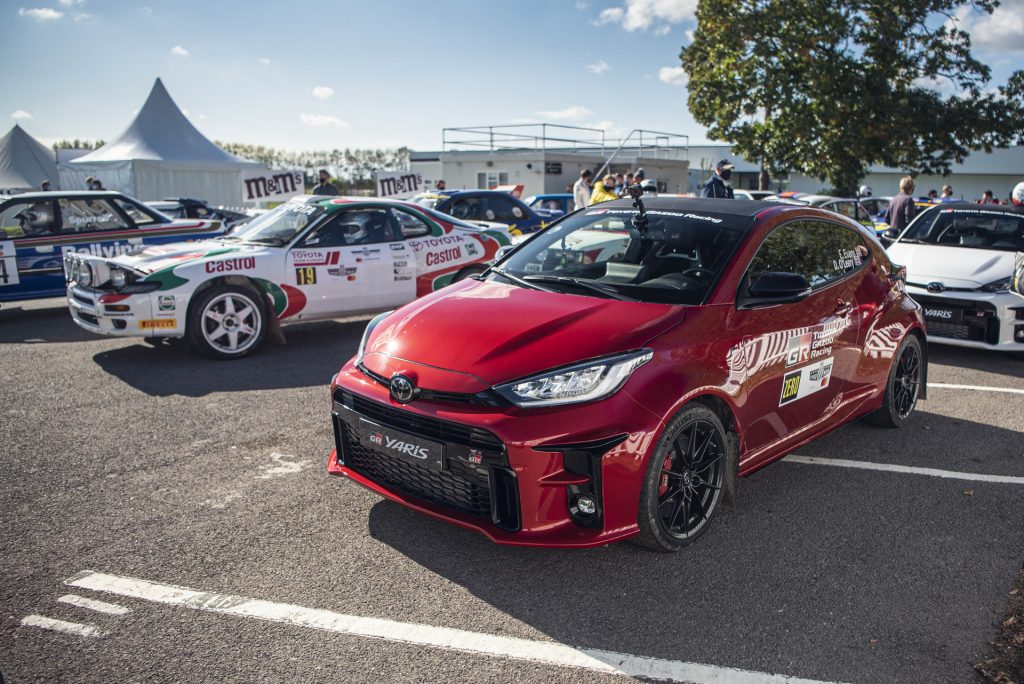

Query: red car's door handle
left=834, top=300, right=852, bottom=317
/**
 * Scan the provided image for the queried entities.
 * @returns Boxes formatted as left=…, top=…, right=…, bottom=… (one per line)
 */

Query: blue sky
left=3, top=0, right=1023, bottom=152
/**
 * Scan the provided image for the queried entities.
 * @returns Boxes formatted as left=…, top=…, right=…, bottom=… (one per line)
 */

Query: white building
left=411, top=124, right=690, bottom=197
left=685, top=144, right=1024, bottom=201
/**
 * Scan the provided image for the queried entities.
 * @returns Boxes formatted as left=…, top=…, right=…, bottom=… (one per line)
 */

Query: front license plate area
left=923, top=308, right=962, bottom=323
left=356, top=417, right=445, bottom=472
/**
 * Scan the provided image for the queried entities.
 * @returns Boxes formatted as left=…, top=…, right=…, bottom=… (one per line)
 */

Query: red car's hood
left=362, top=279, right=684, bottom=392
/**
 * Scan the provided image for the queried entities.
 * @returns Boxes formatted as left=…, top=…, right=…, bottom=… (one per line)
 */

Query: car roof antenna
left=628, top=184, right=648, bottom=234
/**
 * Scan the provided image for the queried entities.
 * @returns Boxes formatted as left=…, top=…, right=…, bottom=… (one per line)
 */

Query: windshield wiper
left=246, top=237, right=287, bottom=246
left=522, top=274, right=636, bottom=301
left=489, top=267, right=551, bottom=292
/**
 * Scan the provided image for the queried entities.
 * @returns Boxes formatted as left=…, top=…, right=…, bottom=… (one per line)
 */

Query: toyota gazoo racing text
left=328, top=196, right=927, bottom=551
left=65, top=196, right=510, bottom=359
left=886, top=204, right=1024, bottom=351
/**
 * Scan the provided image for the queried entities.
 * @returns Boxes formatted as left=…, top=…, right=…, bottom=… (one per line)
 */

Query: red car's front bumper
left=327, top=362, right=665, bottom=548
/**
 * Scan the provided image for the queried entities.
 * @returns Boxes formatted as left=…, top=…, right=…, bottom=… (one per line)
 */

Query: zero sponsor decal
left=140, top=319, right=176, bottom=330
left=0, top=239, right=18, bottom=286
left=295, top=266, right=317, bottom=286
left=205, top=257, right=256, bottom=273
left=779, top=358, right=833, bottom=405
left=291, top=250, right=340, bottom=267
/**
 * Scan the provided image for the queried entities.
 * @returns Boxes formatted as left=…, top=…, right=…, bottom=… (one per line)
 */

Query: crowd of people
left=572, top=167, right=661, bottom=210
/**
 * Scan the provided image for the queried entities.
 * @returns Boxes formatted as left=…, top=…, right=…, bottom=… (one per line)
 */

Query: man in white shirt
left=573, top=169, right=593, bottom=210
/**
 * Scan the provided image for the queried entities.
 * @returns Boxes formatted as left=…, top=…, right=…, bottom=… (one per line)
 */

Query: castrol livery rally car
left=1, top=190, right=222, bottom=303
left=66, top=196, right=510, bottom=359
left=328, top=196, right=927, bottom=551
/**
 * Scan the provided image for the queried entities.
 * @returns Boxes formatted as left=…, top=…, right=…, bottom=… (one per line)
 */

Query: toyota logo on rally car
left=926, top=281, right=945, bottom=293
left=389, top=374, right=417, bottom=403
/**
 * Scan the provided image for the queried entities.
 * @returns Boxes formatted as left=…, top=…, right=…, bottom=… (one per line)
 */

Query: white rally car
left=66, top=196, right=511, bottom=359
left=887, top=204, right=1024, bottom=351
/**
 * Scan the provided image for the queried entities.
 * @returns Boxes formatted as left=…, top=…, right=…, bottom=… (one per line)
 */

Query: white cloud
left=259, top=57, right=271, bottom=65
left=658, top=65, right=689, bottom=86
left=583, top=120, right=628, bottom=139
left=311, top=86, right=335, bottom=99
left=950, top=1, right=1024, bottom=53
left=596, top=0, right=697, bottom=32
left=299, top=113, right=349, bottom=128
left=57, top=0, right=84, bottom=5
left=11, top=110, right=33, bottom=120
left=536, top=105, right=593, bottom=121
left=586, top=60, right=610, bottom=75
left=170, top=45, right=189, bottom=57
left=18, top=7, right=64, bottom=21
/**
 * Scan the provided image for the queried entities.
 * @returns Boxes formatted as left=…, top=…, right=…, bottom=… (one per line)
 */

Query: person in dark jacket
left=313, top=169, right=340, bottom=196
left=700, top=159, right=735, bottom=199
left=885, top=176, right=918, bottom=234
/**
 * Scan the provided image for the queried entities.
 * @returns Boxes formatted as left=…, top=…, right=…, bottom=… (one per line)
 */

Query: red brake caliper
left=658, top=456, right=673, bottom=496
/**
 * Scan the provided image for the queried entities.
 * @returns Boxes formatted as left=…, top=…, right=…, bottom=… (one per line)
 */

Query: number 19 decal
left=295, top=266, right=317, bottom=286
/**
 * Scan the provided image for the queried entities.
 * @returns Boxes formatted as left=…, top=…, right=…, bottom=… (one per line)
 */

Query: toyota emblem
left=926, top=281, right=945, bottom=293
left=390, top=374, right=416, bottom=404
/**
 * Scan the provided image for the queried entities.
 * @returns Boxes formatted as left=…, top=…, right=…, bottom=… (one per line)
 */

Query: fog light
left=571, top=494, right=597, bottom=518
left=1015, top=326, right=1024, bottom=342
left=110, top=268, right=127, bottom=288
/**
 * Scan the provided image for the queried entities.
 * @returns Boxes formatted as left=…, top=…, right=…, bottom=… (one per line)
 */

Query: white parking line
left=58, top=593, right=130, bottom=615
left=20, top=614, right=105, bottom=638
left=66, top=570, right=843, bottom=684
left=785, top=455, right=1024, bottom=484
left=929, top=382, right=1024, bottom=395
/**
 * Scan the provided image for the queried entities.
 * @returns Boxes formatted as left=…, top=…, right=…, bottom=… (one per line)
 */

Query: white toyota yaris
left=887, top=203, right=1024, bottom=352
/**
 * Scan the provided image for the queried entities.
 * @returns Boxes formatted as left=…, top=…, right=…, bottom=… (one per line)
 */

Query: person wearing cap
left=573, top=169, right=593, bottom=210
left=589, top=173, right=619, bottom=205
left=700, top=160, right=735, bottom=199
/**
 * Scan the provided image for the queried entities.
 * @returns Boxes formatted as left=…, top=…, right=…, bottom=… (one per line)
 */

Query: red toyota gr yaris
left=328, top=196, right=926, bottom=551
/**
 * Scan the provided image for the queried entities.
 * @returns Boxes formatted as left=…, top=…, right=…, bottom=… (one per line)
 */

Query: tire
left=186, top=284, right=267, bottom=360
left=632, top=403, right=733, bottom=552
left=864, top=334, right=923, bottom=427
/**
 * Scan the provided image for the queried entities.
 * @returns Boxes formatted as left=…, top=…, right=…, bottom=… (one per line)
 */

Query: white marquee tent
left=60, top=78, right=259, bottom=205
left=0, top=124, right=59, bottom=194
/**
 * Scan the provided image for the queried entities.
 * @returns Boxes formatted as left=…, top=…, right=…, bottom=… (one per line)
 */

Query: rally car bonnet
left=888, top=243, right=1017, bottom=289
left=360, top=278, right=685, bottom=391
left=107, top=240, right=262, bottom=275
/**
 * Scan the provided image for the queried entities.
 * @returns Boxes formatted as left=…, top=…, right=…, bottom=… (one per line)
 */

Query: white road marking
left=57, top=593, right=130, bottom=615
left=66, top=570, right=842, bottom=684
left=929, top=382, right=1024, bottom=395
left=785, top=455, right=1024, bottom=484
left=20, top=614, right=105, bottom=638
left=255, top=452, right=311, bottom=480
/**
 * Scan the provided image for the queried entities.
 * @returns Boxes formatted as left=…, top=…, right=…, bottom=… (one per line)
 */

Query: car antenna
left=628, top=184, right=648, bottom=234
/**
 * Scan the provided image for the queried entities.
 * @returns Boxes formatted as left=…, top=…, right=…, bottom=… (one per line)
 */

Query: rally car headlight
left=356, top=310, right=394, bottom=363
left=109, top=267, right=127, bottom=288
left=494, top=349, right=653, bottom=408
left=78, top=262, right=93, bottom=287
left=70, top=259, right=81, bottom=283
left=980, top=276, right=1011, bottom=293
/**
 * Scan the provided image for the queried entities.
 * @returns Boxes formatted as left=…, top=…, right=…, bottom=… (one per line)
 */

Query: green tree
left=681, top=0, right=1024, bottom=194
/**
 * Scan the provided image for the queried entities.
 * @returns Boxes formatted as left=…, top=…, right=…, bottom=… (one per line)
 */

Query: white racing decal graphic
left=66, top=213, right=115, bottom=228
left=62, top=242, right=135, bottom=258
left=924, top=308, right=953, bottom=319
left=584, top=209, right=723, bottom=222
left=780, top=358, right=833, bottom=405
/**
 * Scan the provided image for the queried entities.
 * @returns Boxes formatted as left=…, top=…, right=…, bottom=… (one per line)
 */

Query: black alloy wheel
left=865, top=334, right=924, bottom=428
left=634, top=404, right=730, bottom=551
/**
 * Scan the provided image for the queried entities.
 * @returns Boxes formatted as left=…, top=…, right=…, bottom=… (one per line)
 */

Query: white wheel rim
left=200, top=292, right=261, bottom=354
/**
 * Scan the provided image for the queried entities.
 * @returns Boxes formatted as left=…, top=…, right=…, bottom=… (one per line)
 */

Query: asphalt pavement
left=2, top=298, right=1022, bottom=684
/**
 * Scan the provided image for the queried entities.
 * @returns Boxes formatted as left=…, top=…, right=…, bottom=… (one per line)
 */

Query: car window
left=0, top=200, right=57, bottom=238
left=902, top=208, right=1024, bottom=250
left=58, top=198, right=129, bottom=234
left=746, top=220, right=870, bottom=291
left=301, top=208, right=394, bottom=247
left=485, top=195, right=526, bottom=223
left=390, top=208, right=428, bottom=238
left=448, top=197, right=483, bottom=221
left=113, top=198, right=160, bottom=226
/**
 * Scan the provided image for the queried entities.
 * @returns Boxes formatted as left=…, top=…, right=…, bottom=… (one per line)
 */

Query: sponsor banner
left=376, top=171, right=423, bottom=199
left=140, top=319, right=176, bottom=330
left=0, top=240, right=18, bottom=287
left=241, top=169, right=304, bottom=202
left=780, top=358, right=833, bottom=406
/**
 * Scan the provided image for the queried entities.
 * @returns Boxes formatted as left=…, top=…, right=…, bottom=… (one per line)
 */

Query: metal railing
left=443, top=123, right=608, bottom=154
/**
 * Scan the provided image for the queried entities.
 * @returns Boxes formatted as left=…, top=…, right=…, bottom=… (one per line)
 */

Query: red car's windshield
left=495, top=206, right=751, bottom=305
